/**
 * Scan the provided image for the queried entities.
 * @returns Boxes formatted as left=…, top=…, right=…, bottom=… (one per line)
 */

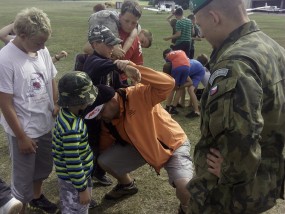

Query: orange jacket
left=100, top=64, right=188, bottom=173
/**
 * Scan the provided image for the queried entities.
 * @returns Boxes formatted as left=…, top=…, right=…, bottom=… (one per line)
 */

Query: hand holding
left=79, top=189, right=91, bottom=205
left=111, top=44, right=125, bottom=60
left=114, top=60, right=129, bottom=71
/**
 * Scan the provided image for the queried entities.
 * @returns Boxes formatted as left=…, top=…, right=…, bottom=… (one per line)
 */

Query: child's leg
left=165, top=89, right=175, bottom=112
left=172, top=87, right=184, bottom=107
left=58, top=179, right=89, bottom=214
left=179, top=88, right=186, bottom=107
left=187, top=85, right=200, bottom=114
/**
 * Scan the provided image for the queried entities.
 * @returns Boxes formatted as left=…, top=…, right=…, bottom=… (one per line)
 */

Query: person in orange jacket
left=83, top=60, right=193, bottom=214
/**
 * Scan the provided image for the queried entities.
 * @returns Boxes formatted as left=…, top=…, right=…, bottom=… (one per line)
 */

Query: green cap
left=192, top=0, right=213, bottom=14
left=58, top=71, right=97, bottom=107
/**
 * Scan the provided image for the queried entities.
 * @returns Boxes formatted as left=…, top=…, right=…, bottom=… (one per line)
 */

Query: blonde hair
left=14, top=7, right=51, bottom=38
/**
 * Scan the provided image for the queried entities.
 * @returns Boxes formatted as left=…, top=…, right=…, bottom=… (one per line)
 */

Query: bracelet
left=54, top=55, right=60, bottom=61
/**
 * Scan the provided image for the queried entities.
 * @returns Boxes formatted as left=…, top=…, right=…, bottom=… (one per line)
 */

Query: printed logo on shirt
left=27, top=72, right=47, bottom=98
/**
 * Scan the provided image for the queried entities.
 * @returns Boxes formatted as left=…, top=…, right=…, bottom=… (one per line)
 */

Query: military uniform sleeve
left=208, top=60, right=263, bottom=185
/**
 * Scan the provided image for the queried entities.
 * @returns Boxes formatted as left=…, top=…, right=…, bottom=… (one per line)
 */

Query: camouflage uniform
left=188, top=21, right=285, bottom=213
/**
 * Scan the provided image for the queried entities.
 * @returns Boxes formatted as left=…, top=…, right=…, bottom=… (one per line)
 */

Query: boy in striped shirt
left=52, top=71, right=97, bottom=214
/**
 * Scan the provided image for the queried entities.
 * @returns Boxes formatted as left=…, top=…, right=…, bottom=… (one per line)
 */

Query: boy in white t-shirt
left=0, top=7, right=58, bottom=214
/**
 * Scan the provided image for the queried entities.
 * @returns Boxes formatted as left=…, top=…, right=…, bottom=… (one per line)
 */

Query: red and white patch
left=84, top=104, right=104, bottom=119
left=210, top=85, right=218, bottom=96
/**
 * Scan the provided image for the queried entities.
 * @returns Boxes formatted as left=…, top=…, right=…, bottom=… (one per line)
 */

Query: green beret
left=192, top=0, right=213, bottom=14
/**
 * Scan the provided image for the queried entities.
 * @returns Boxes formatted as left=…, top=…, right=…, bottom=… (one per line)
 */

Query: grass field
left=0, top=0, right=284, bottom=213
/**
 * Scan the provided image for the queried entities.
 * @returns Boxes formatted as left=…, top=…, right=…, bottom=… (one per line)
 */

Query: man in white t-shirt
left=0, top=8, right=58, bottom=214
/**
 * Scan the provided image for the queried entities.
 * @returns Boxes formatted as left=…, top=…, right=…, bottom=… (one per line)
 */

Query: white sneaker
left=0, top=197, right=23, bottom=214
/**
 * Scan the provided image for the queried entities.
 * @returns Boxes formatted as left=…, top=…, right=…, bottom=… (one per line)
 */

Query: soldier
left=187, top=0, right=285, bottom=214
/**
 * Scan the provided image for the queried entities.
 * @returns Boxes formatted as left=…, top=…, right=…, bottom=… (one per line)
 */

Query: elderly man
left=187, top=0, right=285, bottom=213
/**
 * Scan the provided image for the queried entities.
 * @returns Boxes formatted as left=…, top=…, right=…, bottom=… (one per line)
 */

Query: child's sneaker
left=0, top=197, right=23, bottom=214
left=104, top=180, right=138, bottom=200
left=178, top=204, right=186, bottom=214
left=89, top=198, right=98, bottom=209
left=169, top=106, right=179, bottom=115
left=165, top=105, right=171, bottom=113
left=28, top=194, right=58, bottom=214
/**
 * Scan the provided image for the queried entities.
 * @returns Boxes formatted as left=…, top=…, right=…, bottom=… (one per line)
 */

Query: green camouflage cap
left=192, top=0, right=213, bottom=14
left=57, top=71, right=97, bottom=107
left=88, top=25, right=122, bottom=46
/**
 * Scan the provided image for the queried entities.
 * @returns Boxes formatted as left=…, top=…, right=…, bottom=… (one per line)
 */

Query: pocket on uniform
left=207, top=77, right=237, bottom=138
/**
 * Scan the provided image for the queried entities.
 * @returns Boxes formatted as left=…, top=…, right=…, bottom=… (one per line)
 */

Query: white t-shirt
left=0, top=42, right=57, bottom=138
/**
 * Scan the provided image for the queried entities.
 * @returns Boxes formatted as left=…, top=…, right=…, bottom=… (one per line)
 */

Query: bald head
left=195, top=0, right=249, bottom=49
left=206, top=0, right=248, bottom=22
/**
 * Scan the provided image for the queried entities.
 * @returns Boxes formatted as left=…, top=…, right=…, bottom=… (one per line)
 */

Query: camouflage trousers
left=58, top=178, right=92, bottom=214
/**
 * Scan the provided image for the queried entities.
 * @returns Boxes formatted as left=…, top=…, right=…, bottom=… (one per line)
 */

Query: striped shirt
left=52, top=108, right=93, bottom=192
left=175, top=18, right=192, bottom=45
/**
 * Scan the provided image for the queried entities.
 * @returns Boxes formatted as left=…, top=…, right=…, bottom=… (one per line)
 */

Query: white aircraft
left=144, top=3, right=179, bottom=14
left=246, top=3, right=285, bottom=14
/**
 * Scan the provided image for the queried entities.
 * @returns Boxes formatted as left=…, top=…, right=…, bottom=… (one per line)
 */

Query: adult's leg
left=164, top=140, right=193, bottom=213
left=98, top=143, right=145, bottom=185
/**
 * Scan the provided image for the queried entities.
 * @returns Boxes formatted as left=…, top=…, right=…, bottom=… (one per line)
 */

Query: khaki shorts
left=7, top=132, right=53, bottom=203
left=98, top=140, right=193, bottom=186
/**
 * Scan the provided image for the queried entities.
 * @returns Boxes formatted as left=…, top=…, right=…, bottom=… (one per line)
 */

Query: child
left=85, top=4, right=153, bottom=57
left=185, top=59, right=206, bottom=118
left=188, top=14, right=202, bottom=59
left=162, top=48, right=191, bottom=115
left=0, top=22, right=67, bottom=64
left=197, top=53, right=210, bottom=87
left=166, top=10, right=177, bottom=46
left=52, top=71, right=97, bottom=214
left=0, top=178, right=23, bottom=214
left=0, top=8, right=58, bottom=214
left=83, top=24, right=141, bottom=186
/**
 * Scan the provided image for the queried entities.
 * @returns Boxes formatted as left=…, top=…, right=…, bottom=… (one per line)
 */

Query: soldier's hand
left=79, top=189, right=91, bottom=205
left=124, top=65, right=141, bottom=85
left=17, top=135, right=38, bottom=154
left=207, top=148, right=223, bottom=178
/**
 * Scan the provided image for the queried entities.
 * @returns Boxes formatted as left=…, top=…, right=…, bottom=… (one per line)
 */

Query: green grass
left=0, top=1, right=285, bottom=213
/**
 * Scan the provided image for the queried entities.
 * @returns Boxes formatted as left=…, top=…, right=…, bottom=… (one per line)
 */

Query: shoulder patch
left=209, top=68, right=229, bottom=85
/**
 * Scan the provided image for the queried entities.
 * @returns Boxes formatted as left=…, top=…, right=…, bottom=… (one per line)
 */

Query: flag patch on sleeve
left=210, top=85, right=218, bottom=96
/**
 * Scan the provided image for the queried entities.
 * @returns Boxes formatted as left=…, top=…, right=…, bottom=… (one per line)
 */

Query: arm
left=209, top=61, right=263, bottom=185
left=122, top=28, right=138, bottom=54
left=0, top=23, right=15, bottom=45
left=0, top=92, right=37, bottom=154
left=132, top=62, right=175, bottom=104
left=83, top=42, right=94, bottom=55
left=62, top=131, right=89, bottom=192
left=52, top=79, right=59, bottom=117
left=52, top=50, right=68, bottom=64
left=163, top=30, right=181, bottom=41
left=166, top=13, right=174, bottom=24
left=111, top=44, right=125, bottom=60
